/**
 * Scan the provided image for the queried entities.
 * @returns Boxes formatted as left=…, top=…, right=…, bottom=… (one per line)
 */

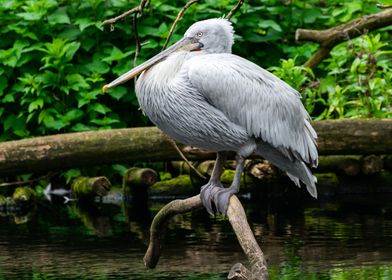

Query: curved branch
left=144, top=195, right=268, bottom=279
left=226, top=0, right=245, bottom=21
left=296, top=9, right=392, bottom=68
left=143, top=195, right=203, bottom=268
left=102, top=0, right=149, bottom=27
left=227, top=196, right=268, bottom=280
left=162, top=0, right=199, bottom=50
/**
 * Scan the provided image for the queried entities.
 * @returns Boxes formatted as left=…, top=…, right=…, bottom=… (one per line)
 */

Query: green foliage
left=0, top=0, right=391, bottom=180
left=271, top=34, right=391, bottom=119
left=1, top=0, right=390, bottom=142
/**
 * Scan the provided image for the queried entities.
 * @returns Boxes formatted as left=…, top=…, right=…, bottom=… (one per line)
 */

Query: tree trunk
left=0, top=119, right=391, bottom=176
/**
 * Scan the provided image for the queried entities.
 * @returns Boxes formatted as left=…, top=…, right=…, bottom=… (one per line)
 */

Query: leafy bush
left=270, top=34, right=392, bottom=119
left=0, top=0, right=390, bottom=143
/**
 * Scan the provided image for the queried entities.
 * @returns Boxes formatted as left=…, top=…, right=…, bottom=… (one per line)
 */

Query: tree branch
left=296, top=8, right=392, bottom=68
left=143, top=195, right=203, bottom=268
left=102, top=0, right=149, bottom=27
left=162, top=0, right=199, bottom=50
left=143, top=195, right=268, bottom=279
left=226, top=0, right=245, bottom=20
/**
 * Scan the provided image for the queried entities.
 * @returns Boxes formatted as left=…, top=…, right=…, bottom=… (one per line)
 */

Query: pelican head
left=103, top=18, right=234, bottom=92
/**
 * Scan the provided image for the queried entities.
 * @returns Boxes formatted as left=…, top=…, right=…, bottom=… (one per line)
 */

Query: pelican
left=103, top=18, right=318, bottom=215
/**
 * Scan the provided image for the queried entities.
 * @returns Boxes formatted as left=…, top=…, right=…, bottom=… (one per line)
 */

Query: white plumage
left=104, top=18, right=319, bottom=215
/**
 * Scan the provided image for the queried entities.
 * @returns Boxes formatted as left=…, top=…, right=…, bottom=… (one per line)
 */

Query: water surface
left=1, top=193, right=392, bottom=279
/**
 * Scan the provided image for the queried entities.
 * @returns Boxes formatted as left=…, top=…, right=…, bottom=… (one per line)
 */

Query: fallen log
left=0, top=119, right=391, bottom=176
left=71, top=176, right=111, bottom=198
left=317, top=155, right=361, bottom=176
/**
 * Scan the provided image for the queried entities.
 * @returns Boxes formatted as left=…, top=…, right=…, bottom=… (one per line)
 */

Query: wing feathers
left=186, top=53, right=318, bottom=167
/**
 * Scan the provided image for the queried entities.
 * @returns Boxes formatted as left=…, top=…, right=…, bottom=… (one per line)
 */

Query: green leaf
left=85, top=60, right=110, bottom=74
left=107, top=86, right=127, bottom=100
left=28, top=98, right=44, bottom=113
left=66, top=73, right=89, bottom=91
left=48, top=7, right=70, bottom=25
left=2, top=94, right=15, bottom=103
left=62, top=109, right=84, bottom=122
left=111, top=164, right=128, bottom=176
left=258, top=20, right=282, bottom=32
left=63, top=169, right=81, bottom=184
left=45, top=119, right=67, bottom=130
left=64, top=42, right=81, bottom=62
left=72, top=123, right=96, bottom=132
left=89, top=103, right=111, bottom=114
left=4, top=114, right=26, bottom=132
left=0, top=76, right=7, bottom=96
left=75, top=18, right=95, bottom=31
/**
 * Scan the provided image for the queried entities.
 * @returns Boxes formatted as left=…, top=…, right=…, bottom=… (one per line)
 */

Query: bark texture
left=0, top=120, right=391, bottom=175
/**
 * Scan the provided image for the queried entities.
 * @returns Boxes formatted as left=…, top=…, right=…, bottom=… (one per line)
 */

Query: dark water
left=1, top=193, right=392, bottom=280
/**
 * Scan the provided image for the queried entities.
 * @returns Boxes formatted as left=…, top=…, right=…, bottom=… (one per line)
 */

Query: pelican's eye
left=196, top=32, right=203, bottom=37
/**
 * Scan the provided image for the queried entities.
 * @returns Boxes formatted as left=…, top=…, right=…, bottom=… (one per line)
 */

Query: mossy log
left=318, top=155, right=361, bottom=176
left=149, top=175, right=196, bottom=197
left=0, top=120, right=391, bottom=176
left=12, top=187, right=36, bottom=205
left=361, top=155, right=383, bottom=175
left=123, top=167, right=158, bottom=187
left=0, top=195, right=7, bottom=208
left=71, top=176, right=111, bottom=198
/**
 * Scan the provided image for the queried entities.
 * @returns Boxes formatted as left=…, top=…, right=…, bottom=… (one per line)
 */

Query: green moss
left=13, top=187, right=36, bottom=204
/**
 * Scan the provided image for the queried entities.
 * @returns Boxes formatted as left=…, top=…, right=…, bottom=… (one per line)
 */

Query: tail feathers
left=256, top=140, right=318, bottom=198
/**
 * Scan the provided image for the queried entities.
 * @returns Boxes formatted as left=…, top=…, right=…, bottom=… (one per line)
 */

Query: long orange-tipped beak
left=102, top=37, right=202, bottom=92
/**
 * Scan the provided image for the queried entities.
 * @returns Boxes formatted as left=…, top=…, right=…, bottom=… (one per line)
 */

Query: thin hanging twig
left=226, top=0, right=245, bottom=20
left=167, top=138, right=207, bottom=180
left=162, top=0, right=199, bottom=50
left=0, top=172, right=56, bottom=188
left=133, top=13, right=141, bottom=68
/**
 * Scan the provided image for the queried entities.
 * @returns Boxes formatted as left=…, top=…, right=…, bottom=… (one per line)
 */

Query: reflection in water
left=0, top=193, right=392, bottom=279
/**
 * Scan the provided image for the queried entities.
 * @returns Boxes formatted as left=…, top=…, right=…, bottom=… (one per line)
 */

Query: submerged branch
left=144, top=194, right=268, bottom=279
left=144, top=195, right=203, bottom=268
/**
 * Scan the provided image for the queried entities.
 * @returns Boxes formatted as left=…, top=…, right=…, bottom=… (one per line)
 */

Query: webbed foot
left=200, top=182, right=238, bottom=216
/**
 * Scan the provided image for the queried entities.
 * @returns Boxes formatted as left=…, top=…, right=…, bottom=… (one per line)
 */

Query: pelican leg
left=211, top=154, right=245, bottom=215
left=201, top=153, right=245, bottom=216
left=200, top=151, right=227, bottom=215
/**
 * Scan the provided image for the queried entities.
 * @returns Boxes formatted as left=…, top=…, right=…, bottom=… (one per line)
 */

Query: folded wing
left=186, top=53, right=318, bottom=167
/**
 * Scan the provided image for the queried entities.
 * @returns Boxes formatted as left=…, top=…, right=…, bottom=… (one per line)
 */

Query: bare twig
left=226, top=0, right=245, bottom=20
left=133, top=13, right=141, bottom=68
left=102, top=0, right=149, bottom=27
left=296, top=9, right=392, bottom=68
left=376, top=4, right=392, bottom=9
left=102, top=7, right=140, bottom=27
left=0, top=172, right=56, bottom=188
left=162, top=0, right=199, bottom=50
left=144, top=194, right=268, bottom=279
left=167, top=138, right=207, bottom=180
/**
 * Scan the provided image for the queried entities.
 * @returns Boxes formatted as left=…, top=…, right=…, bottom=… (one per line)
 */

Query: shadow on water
left=1, top=190, right=392, bottom=279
